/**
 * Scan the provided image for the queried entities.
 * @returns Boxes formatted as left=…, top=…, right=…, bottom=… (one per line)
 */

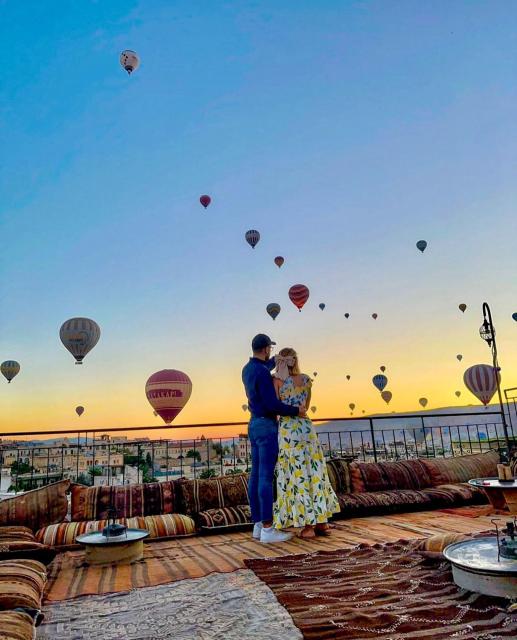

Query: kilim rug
left=44, top=508, right=497, bottom=602
left=245, top=539, right=517, bottom=639
left=38, top=569, right=302, bottom=640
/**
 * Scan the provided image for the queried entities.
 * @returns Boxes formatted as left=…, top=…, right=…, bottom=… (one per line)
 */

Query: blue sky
left=1, top=1, right=517, bottom=432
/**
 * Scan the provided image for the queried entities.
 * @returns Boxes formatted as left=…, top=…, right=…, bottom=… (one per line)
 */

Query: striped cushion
left=353, top=462, right=390, bottom=492
left=337, top=489, right=431, bottom=515
left=326, top=459, right=352, bottom=494
left=0, top=559, right=46, bottom=610
left=420, top=483, right=487, bottom=507
left=419, top=532, right=468, bottom=553
left=377, top=460, right=432, bottom=490
left=197, top=505, right=252, bottom=531
left=0, top=527, right=36, bottom=543
left=35, top=513, right=196, bottom=547
left=349, top=463, right=366, bottom=492
left=420, top=450, right=499, bottom=485
left=177, top=474, right=249, bottom=516
left=71, top=481, right=176, bottom=521
left=0, top=480, right=70, bottom=532
left=0, top=611, right=35, bottom=640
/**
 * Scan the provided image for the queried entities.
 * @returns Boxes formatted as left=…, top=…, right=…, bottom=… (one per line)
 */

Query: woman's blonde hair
left=278, top=347, right=300, bottom=375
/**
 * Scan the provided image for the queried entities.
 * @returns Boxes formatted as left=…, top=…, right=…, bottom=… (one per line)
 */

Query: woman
left=272, top=348, right=340, bottom=538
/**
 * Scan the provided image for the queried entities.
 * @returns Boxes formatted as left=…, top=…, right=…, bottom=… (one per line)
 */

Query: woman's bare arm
left=273, top=377, right=282, bottom=400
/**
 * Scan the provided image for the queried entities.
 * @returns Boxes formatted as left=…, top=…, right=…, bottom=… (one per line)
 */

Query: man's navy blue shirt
left=242, top=357, right=299, bottom=420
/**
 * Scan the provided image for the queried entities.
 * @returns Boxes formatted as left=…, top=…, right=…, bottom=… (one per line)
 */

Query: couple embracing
left=242, top=334, right=339, bottom=543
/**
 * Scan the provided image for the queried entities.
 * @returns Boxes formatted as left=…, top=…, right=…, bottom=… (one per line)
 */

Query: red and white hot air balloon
left=199, top=195, right=211, bottom=209
left=463, top=364, right=500, bottom=406
left=145, top=370, right=192, bottom=424
left=288, top=284, right=310, bottom=311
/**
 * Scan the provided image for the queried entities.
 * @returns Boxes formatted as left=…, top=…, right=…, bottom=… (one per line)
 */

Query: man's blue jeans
left=248, top=416, right=278, bottom=523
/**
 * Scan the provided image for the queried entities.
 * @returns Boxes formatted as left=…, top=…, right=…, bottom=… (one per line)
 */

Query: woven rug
left=245, top=539, right=517, bottom=639
left=44, top=508, right=496, bottom=602
left=37, top=569, right=302, bottom=640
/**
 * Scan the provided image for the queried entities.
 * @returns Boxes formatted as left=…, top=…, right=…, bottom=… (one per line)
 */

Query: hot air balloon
left=245, top=230, right=260, bottom=249
left=199, top=195, right=211, bottom=209
left=372, top=374, right=388, bottom=392
left=1, top=361, right=20, bottom=383
left=310, top=406, right=317, bottom=414
left=60, top=318, right=100, bottom=364
left=416, top=240, right=427, bottom=253
left=319, top=303, right=326, bottom=311
left=266, top=303, right=281, bottom=321
left=120, top=50, right=140, bottom=74
left=75, top=406, right=84, bottom=417
left=346, top=375, right=351, bottom=380
left=349, top=403, right=355, bottom=411
left=459, top=304, right=467, bottom=313
left=380, top=365, right=386, bottom=372
left=463, top=364, right=500, bottom=406
left=145, top=370, right=192, bottom=424
left=419, top=397, right=428, bottom=408
left=455, top=391, right=461, bottom=398
left=456, top=354, right=463, bottom=361
left=372, top=313, right=378, bottom=320
left=512, top=312, right=517, bottom=322
left=289, top=284, right=310, bottom=311
left=242, top=404, right=248, bottom=412
left=274, top=256, right=284, bottom=268
left=381, top=390, right=392, bottom=404
left=344, top=313, right=350, bottom=319
left=313, top=371, right=318, bottom=377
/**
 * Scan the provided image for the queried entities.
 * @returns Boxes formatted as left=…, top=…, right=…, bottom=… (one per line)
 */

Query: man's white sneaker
left=252, top=522, right=263, bottom=539
left=260, top=527, right=293, bottom=544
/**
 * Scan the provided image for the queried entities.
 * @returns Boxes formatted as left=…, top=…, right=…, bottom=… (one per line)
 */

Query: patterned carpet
left=245, top=539, right=517, bottom=639
left=44, top=506, right=497, bottom=602
left=38, top=569, right=302, bottom=640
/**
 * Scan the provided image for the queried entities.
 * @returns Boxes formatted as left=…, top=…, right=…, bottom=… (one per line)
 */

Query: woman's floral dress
left=273, top=374, right=340, bottom=528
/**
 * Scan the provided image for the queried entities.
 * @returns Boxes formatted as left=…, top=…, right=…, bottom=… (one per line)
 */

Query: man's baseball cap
left=252, top=334, right=276, bottom=351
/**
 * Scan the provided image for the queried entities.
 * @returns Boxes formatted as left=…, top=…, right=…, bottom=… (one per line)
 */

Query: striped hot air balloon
left=60, top=318, right=101, bottom=364
left=372, top=374, right=388, bottom=392
left=145, top=369, right=192, bottom=424
left=463, top=364, right=500, bottom=406
left=288, top=284, right=310, bottom=311
left=266, top=303, right=281, bottom=320
left=245, top=230, right=260, bottom=248
left=1, top=360, right=20, bottom=383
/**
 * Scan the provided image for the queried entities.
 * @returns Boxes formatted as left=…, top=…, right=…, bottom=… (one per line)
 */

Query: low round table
left=444, top=536, right=517, bottom=598
left=76, top=528, right=149, bottom=566
left=469, top=477, right=517, bottom=513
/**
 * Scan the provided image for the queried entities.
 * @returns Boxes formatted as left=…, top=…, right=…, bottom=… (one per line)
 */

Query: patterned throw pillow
left=177, top=474, right=249, bottom=516
left=326, top=459, right=352, bottom=494
left=0, top=527, right=36, bottom=543
left=71, top=481, right=176, bottom=521
left=0, top=559, right=47, bottom=610
left=0, top=480, right=70, bottom=532
left=420, top=450, right=499, bottom=486
left=0, top=610, right=35, bottom=640
left=378, top=460, right=433, bottom=491
left=197, top=505, right=252, bottom=531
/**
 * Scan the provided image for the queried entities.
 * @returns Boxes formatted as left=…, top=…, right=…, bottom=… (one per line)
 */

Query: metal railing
left=0, top=410, right=512, bottom=492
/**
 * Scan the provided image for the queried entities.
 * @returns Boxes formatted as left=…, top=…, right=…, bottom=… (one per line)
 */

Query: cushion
left=197, top=505, right=252, bottom=531
left=0, top=480, right=70, bottom=532
left=0, top=610, right=35, bottom=640
left=420, top=450, right=499, bottom=486
left=420, top=483, right=487, bottom=508
left=377, top=460, right=433, bottom=490
left=71, top=481, right=176, bottom=521
left=0, top=527, right=36, bottom=543
left=418, top=532, right=469, bottom=558
left=348, top=463, right=365, bottom=492
left=336, top=489, right=431, bottom=516
left=177, top=474, right=249, bottom=516
left=326, top=459, right=352, bottom=495
left=35, top=513, right=196, bottom=547
left=352, top=462, right=391, bottom=492
left=0, top=559, right=46, bottom=610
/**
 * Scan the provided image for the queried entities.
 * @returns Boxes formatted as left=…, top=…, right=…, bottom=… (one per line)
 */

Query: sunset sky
left=1, top=1, right=517, bottom=440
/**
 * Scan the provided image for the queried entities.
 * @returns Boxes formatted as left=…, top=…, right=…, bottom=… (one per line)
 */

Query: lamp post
left=479, top=302, right=511, bottom=454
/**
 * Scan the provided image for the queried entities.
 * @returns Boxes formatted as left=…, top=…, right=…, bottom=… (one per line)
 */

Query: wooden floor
left=45, top=505, right=499, bottom=602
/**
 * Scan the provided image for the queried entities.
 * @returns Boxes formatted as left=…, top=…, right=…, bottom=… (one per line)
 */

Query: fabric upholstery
left=326, top=459, right=352, bottom=495
left=0, top=527, right=36, bottom=543
left=35, top=513, right=196, bottom=547
left=71, top=481, right=176, bottom=521
left=419, top=532, right=468, bottom=554
left=420, top=450, right=499, bottom=485
left=197, top=505, right=252, bottom=531
left=377, top=460, right=433, bottom=490
left=336, top=489, right=432, bottom=515
left=352, top=462, right=391, bottom=492
left=0, top=559, right=46, bottom=611
left=0, top=480, right=70, bottom=532
left=420, top=483, right=486, bottom=507
left=177, top=474, right=249, bottom=516
left=348, top=463, right=365, bottom=492
left=0, top=610, right=35, bottom=640
left=0, top=525, right=56, bottom=564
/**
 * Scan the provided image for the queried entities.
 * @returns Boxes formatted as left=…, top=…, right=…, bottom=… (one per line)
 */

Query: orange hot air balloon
left=145, top=370, right=192, bottom=424
left=199, top=195, right=211, bottom=208
left=75, top=406, right=84, bottom=417
left=372, top=313, right=378, bottom=320
left=381, top=390, right=392, bottom=404
left=274, top=256, right=284, bottom=268
left=289, top=284, right=310, bottom=311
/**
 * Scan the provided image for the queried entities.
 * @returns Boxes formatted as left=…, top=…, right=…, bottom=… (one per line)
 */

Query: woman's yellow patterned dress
left=273, top=375, right=340, bottom=528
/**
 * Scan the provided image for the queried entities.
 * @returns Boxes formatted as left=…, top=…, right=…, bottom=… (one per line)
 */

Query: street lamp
left=480, top=303, right=511, bottom=453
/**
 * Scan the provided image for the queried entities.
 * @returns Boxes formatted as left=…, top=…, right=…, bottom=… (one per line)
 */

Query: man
left=242, top=334, right=306, bottom=543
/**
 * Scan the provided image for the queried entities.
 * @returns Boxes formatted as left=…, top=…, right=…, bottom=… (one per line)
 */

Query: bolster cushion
left=0, top=610, right=36, bottom=640
left=420, top=450, right=500, bottom=485
left=0, top=559, right=46, bottom=611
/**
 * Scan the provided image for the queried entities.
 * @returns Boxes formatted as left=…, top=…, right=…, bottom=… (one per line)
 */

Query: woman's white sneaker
left=260, top=527, right=293, bottom=543
left=252, top=522, right=263, bottom=539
